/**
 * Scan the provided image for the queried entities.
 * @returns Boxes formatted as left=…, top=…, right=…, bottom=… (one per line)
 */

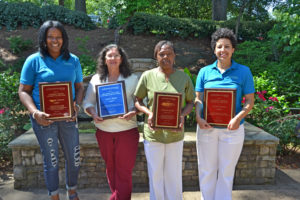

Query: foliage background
left=0, top=0, right=299, bottom=159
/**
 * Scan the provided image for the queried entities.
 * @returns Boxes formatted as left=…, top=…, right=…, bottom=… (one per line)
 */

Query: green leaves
left=0, top=2, right=96, bottom=31
left=7, top=36, right=33, bottom=54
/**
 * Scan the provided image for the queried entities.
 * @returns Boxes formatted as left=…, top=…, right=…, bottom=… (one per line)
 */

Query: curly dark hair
left=96, top=44, right=132, bottom=81
left=38, top=20, right=70, bottom=60
left=153, top=40, right=175, bottom=59
left=211, top=28, right=237, bottom=52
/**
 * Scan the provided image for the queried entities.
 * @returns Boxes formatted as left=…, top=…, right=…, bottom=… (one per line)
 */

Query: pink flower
left=241, top=97, right=246, bottom=104
left=0, top=108, right=5, bottom=114
left=269, top=97, right=279, bottom=102
left=265, top=106, right=274, bottom=112
left=256, top=91, right=266, bottom=101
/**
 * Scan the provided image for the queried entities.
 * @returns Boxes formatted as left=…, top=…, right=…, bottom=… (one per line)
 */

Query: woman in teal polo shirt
left=135, top=40, right=195, bottom=200
left=18, top=20, right=83, bottom=200
left=195, top=28, right=255, bottom=200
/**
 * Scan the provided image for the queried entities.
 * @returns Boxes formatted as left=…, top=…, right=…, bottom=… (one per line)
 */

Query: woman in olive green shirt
left=135, top=40, right=195, bottom=200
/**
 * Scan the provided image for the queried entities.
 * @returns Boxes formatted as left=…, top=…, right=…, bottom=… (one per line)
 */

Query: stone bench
left=8, top=122, right=279, bottom=191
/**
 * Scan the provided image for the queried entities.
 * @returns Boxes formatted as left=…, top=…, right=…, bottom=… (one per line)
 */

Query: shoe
left=67, top=191, right=79, bottom=200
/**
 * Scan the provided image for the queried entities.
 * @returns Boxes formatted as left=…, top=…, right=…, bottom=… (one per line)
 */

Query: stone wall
left=8, top=122, right=279, bottom=191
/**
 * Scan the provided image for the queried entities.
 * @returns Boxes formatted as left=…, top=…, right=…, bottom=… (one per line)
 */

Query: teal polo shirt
left=195, top=60, right=255, bottom=124
left=20, top=52, right=83, bottom=110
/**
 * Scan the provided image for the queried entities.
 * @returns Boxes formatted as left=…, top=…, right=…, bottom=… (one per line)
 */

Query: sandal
left=67, top=191, right=79, bottom=200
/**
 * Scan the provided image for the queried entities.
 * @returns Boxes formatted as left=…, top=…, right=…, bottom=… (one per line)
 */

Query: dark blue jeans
left=30, top=116, right=80, bottom=196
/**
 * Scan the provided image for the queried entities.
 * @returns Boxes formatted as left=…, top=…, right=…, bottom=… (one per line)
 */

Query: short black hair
left=153, top=40, right=175, bottom=59
left=38, top=20, right=70, bottom=60
left=96, top=44, right=132, bottom=82
left=211, top=28, right=237, bottom=52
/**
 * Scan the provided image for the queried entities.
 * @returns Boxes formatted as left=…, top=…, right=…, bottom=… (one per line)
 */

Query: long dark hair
left=96, top=44, right=132, bottom=81
left=38, top=20, right=70, bottom=60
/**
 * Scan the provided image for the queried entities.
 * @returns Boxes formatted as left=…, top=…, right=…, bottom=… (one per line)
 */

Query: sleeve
left=242, top=68, right=255, bottom=95
left=128, top=75, right=139, bottom=111
left=195, top=68, right=205, bottom=92
left=133, top=71, right=148, bottom=99
left=185, top=74, right=195, bottom=102
left=82, top=75, right=97, bottom=115
left=74, top=56, right=83, bottom=83
left=20, top=56, right=35, bottom=85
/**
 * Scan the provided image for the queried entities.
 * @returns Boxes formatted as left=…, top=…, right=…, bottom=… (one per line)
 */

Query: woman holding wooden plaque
left=134, top=40, right=195, bottom=200
left=195, top=28, right=255, bottom=200
left=18, top=21, right=84, bottom=200
left=83, top=44, right=139, bottom=200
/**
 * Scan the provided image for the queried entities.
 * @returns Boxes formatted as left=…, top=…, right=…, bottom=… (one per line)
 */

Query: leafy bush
left=75, top=36, right=97, bottom=76
left=127, top=12, right=216, bottom=39
left=247, top=89, right=300, bottom=155
left=0, top=2, right=95, bottom=30
left=0, top=71, right=28, bottom=135
left=0, top=70, right=29, bottom=161
left=220, top=19, right=275, bottom=41
left=7, top=36, right=33, bottom=54
left=80, top=54, right=97, bottom=76
left=234, top=41, right=300, bottom=107
left=127, top=12, right=274, bottom=40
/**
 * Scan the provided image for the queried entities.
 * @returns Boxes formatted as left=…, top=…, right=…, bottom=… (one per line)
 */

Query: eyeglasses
left=47, top=36, right=63, bottom=41
left=105, top=54, right=121, bottom=59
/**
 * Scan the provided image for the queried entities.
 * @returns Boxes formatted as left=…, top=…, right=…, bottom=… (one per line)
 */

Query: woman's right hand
left=196, top=116, right=212, bottom=129
left=91, top=113, right=104, bottom=123
left=34, top=111, right=53, bottom=126
left=147, top=112, right=154, bottom=130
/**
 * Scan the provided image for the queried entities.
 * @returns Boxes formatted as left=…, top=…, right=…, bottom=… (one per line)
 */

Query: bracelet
left=32, top=110, right=39, bottom=119
left=75, top=104, right=81, bottom=112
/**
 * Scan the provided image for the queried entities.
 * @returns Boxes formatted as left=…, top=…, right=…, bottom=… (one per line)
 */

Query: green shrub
left=127, top=12, right=216, bottom=39
left=127, top=12, right=274, bottom=40
left=7, top=36, right=33, bottom=54
left=0, top=2, right=95, bottom=30
left=0, top=71, right=28, bottom=135
left=0, top=70, right=29, bottom=161
left=80, top=54, right=97, bottom=76
left=75, top=36, right=97, bottom=76
left=219, top=19, right=275, bottom=41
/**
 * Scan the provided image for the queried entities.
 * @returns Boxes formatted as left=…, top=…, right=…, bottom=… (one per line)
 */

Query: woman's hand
left=227, top=117, right=240, bottom=130
left=92, top=113, right=104, bottom=123
left=66, top=104, right=80, bottom=122
left=119, top=111, right=136, bottom=121
left=196, top=116, right=212, bottom=129
left=34, top=111, right=53, bottom=126
left=147, top=112, right=155, bottom=130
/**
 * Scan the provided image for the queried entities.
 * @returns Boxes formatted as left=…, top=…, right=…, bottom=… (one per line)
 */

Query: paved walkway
left=1, top=168, right=300, bottom=200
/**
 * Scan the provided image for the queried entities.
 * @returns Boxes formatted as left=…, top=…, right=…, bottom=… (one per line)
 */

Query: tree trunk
left=59, top=0, right=64, bottom=6
left=212, top=0, right=228, bottom=21
left=75, top=0, right=86, bottom=13
left=235, top=1, right=249, bottom=40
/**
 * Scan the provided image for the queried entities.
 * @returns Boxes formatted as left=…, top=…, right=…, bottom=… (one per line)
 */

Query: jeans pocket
left=63, top=121, right=76, bottom=128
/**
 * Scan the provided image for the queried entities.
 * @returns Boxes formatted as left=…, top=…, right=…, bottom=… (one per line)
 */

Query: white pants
left=144, top=140, right=184, bottom=200
left=196, top=124, right=245, bottom=200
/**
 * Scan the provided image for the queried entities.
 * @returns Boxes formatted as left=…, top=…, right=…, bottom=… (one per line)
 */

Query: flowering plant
left=0, top=71, right=29, bottom=160
left=247, top=90, right=300, bottom=155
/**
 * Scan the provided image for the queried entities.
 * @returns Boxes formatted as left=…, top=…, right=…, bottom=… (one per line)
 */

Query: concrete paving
left=1, top=168, right=300, bottom=200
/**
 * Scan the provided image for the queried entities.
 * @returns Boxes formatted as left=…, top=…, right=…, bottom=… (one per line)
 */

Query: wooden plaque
left=152, top=92, right=182, bottom=130
left=39, top=81, right=74, bottom=121
left=95, top=81, right=128, bottom=119
left=204, top=88, right=236, bottom=127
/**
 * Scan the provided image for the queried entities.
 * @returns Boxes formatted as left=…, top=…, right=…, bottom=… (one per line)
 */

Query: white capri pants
left=196, top=124, right=245, bottom=200
left=144, top=140, right=184, bottom=200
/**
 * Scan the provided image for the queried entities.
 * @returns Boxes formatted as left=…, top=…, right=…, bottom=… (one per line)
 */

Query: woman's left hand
left=119, top=111, right=136, bottom=120
left=66, top=104, right=80, bottom=122
left=227, top=117, right=240, bottom=130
